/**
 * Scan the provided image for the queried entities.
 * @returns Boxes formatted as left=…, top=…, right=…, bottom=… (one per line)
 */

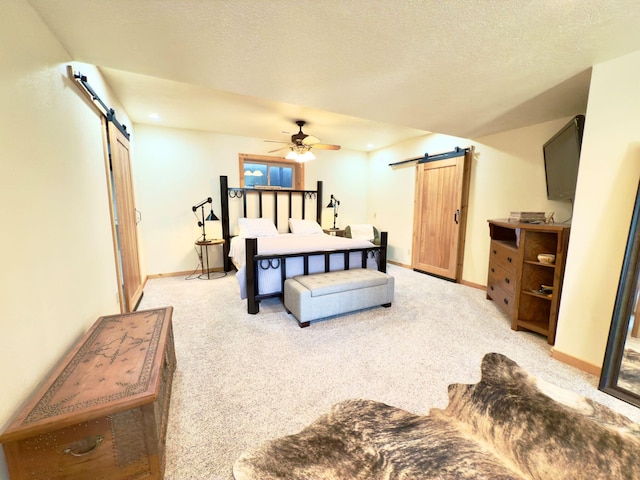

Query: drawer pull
left=505, top=278, right=510, bottom=284
left=493, top=249, right=497, bottom=255
left=507, top=257, right=512, bottom=263
left=503, top=298, right=509, bottom=305
left=63, top=435, right=104, bottom=457
left=490, top=285, right=494, bottom=291
left=491, top=267, right=495, bottom=273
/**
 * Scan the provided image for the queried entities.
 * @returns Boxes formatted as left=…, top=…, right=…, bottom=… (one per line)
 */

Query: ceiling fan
left=265, top=120, right=341, bottom=161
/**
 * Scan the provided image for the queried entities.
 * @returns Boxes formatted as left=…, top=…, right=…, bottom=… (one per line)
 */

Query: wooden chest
left=0, top=307, right=176, bottom=480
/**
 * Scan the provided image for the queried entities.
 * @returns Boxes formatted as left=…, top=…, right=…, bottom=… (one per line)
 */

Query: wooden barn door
left=107, top=121, right=143, bottom=312
left=411, top=149, right=472, bottom=281
left=67, top=68, right=143, bottom=312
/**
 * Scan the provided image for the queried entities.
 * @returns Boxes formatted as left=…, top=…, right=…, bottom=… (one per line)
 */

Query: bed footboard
left=245, top=232, right=388, bottom=314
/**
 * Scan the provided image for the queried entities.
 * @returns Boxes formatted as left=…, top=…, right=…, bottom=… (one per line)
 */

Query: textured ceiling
left=27, top=0, right=640, bottom=151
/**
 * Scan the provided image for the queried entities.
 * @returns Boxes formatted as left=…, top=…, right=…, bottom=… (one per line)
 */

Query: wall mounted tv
left=543, top=114, right=585, bottom=201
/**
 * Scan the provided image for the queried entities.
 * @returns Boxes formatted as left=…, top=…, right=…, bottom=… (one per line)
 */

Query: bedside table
left=194, top=238, right=226, bottom=279
left=323, top=228, right=346, bottom=237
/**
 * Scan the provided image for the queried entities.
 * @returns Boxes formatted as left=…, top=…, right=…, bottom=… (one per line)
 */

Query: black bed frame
left=219, top=175, right=388, bottom=314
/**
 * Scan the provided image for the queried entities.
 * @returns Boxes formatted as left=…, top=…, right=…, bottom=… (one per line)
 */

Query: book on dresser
left=0, top=307, right=176, bottom=480
left=508, top=211, right=546, bottom=223
left=486, top=219, right=570, bottom=345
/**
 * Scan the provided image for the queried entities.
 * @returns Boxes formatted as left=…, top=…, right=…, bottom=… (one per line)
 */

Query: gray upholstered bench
left=284, top=269, right=394, bottom=327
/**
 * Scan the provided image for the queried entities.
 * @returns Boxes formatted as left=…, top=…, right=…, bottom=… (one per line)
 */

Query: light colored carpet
left=137, top=264, right=640, bottom=480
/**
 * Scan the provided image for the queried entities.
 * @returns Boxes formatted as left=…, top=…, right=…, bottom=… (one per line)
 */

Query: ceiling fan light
left=293, top=150, right=315, bottom=163
left=286, top=150, right=297, bottom=160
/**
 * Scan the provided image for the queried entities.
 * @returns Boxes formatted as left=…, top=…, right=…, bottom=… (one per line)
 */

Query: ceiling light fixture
left=286, top=145, right=316, bottom=163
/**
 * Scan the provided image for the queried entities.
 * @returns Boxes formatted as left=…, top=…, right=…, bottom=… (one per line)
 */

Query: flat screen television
left=543, top=114, right=585, bottom=201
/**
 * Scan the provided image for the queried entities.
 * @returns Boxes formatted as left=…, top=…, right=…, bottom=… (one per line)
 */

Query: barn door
left=67, top=68, right=143, bottom=312
left=411, top=149, right=472, bottom=281
left=107, top=121, right=143, bottom=312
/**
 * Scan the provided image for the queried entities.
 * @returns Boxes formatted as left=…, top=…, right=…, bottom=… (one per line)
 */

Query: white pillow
left=349, top=224, right=375, bottom=241
left=237, top=218, right=278, bottom=237
left=288, top=218, right=324, bottom=235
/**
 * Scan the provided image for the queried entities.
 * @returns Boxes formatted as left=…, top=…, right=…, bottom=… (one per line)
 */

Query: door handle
left=454, top=209, right=460, bottom=224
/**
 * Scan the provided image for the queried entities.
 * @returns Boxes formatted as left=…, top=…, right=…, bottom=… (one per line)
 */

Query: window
left=239, top=154, right=304, bottom=189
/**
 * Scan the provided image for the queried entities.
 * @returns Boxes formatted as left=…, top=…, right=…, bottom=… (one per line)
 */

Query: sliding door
left=411, top=150, right=471, bottom=281
left=107, top=121, right=143, bottom=311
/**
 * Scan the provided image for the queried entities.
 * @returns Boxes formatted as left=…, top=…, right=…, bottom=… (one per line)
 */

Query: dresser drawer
left=489, top=240, right=518, bottom=272
left=488, top=261, right=517, bottom=295
left=487, top=283, right=516, bottom=318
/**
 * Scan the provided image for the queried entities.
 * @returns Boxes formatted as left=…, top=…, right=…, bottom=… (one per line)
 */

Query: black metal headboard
left=219, top=175, right=323, bottom=271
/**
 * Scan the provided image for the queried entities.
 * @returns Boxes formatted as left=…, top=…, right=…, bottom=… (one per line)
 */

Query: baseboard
left=147, top=268, right=225, bottom=279
left=388, top=260, right=411, bottom=269
left=550, top=348, right=601, bottom=376
left=388, top=261, right=486, bottom=291
left=460, top=280, right=485, bottom=290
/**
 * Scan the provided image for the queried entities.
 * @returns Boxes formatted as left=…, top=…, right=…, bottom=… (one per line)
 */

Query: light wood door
left=412, top=151, right=471, bottom=280
left=107, top=122, right=143, bottom=312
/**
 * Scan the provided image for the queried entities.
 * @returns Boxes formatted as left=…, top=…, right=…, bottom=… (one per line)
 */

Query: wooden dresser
left=487, top=220, right=570, bottom=345
left=0, top=307, right=176, bottom=480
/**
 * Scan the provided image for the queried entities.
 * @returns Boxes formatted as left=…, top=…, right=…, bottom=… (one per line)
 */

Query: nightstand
left=323, top=228, right=346, bottom=237
left=194, top=238, right=226, bottom=279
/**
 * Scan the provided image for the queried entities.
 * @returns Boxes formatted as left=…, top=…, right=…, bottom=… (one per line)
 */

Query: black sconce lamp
left=326, top=194, right=340, bottom=230
left=192, top=197, right=219, bottom=241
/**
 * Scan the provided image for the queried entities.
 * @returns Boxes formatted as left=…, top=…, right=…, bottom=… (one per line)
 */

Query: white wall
left=467, top=120, right=577, bottom=283
left=133, top=124, right=369, bottom=275
left=368, top=122, right=575, bottom=284
left=0, top=2, right=131, bottom=477
left=554, top=50, right=640, bottom=368
left=305, top=145, right=369, bottom=230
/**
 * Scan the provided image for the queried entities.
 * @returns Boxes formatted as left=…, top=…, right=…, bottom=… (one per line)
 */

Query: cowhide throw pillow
left=233, top=353, right=640, bottom=480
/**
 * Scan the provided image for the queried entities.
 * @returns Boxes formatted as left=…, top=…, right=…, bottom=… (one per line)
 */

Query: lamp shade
left=206, top=209, right=219, bottom=221
left=326, top=194, right=340, bottom=209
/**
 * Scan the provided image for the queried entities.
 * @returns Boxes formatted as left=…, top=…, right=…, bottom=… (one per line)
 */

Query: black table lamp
left=326, top=194, right=340, bottom=230
left=192, top=197, right=219, bottom=241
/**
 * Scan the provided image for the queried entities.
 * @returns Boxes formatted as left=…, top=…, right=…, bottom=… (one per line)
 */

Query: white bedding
left=230, top=233, right=377, bottom=299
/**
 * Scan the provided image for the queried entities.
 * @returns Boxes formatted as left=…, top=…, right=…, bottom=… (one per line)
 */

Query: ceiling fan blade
left=267, top=121, right=340, bottom=153
left=268, top=146, right=288, bottom=153
left=311, top=143, right=341, bottom=151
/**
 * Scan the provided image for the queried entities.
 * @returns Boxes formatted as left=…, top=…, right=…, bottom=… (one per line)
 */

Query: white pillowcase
left=349, top=224, right=375, bottom=241
left=237, top=218, right=278, bottom=237
left=288, top=218, right=324, bottom=235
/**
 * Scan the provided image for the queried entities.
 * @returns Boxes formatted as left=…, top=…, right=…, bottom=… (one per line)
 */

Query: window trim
left=239, top=153, right=304, bottom=189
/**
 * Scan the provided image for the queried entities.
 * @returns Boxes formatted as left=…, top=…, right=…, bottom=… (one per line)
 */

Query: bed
left=220, top=176, right=388, bottom=314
